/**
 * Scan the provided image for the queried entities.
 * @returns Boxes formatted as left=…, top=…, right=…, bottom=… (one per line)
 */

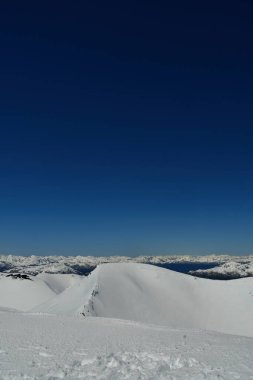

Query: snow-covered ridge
left=1, top=263, right=253, bottom=337
left=1, top=254, right=253, bottom=278
left=189, top=261, right=253, bottom=279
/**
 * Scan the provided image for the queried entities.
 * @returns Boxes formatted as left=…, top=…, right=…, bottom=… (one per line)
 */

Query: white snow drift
left=1, top=263, right=253, bottom=337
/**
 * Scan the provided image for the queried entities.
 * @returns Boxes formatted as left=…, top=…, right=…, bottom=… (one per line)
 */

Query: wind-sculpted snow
left=0, top=273, right=56, bottom=311
left=2, top=263, right=253, bottom=337
left=1, top=254, right=253, bottom=278
left=89, top=264, right=253, bottom=337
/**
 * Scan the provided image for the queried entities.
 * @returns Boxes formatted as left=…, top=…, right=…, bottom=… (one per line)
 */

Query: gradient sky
left=0, top=1, right=253, bottom=256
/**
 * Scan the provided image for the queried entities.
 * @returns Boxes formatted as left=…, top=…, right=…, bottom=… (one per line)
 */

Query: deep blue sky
left=0, top=1, right=253, bottom=256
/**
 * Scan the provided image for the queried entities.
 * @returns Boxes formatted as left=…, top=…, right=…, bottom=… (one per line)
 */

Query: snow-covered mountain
left=1, top=263, right=253, bottom=337
left=189, top=260, right=253, bottom=279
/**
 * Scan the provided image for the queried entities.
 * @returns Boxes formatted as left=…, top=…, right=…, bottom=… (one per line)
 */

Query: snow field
left=0, top=312, right=253, bottom=379
left=29, top=263, right=253, bottom=337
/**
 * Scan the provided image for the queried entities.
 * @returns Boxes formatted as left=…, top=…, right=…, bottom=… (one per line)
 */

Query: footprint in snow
left=30, top=346, right=43, bottom=350
left=74, top=350, right=88, bottom=356
left=39, top=352, right=53, bottom=357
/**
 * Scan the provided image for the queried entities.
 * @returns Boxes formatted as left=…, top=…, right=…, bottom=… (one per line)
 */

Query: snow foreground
left=1, top=312, right=253, bottom=380
left=1, top=263, right=253, bottom=379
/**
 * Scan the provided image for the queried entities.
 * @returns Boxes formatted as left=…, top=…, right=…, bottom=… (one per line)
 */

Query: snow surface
left=0, top=274, right=55, bottom=311
left=0, top=311, right=253, bottom=380
left=1, top=262, right=253, bottom=379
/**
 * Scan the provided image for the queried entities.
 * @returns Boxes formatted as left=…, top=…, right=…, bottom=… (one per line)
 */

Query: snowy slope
left=33, top=270, right=99, bottom=315
left=0, top=273, right=89, bottom=311
left=0, top=274, right=56, bottom=311
left=190, top=260, right=253, bottom=279
left=91, top=263, right=253, bottom=337
left=0, top=311, right=253, bottom=380
left=29, top=263, right=253, bottom=337
left=37, top=272, right=85, bottom=294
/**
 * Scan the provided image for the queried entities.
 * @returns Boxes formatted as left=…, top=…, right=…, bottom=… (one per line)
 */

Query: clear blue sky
left=0, top=1, right=253, bottom=256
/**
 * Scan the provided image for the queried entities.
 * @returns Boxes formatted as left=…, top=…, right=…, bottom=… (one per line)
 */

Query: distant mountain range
left=0, top=254, right=253, bottom=279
